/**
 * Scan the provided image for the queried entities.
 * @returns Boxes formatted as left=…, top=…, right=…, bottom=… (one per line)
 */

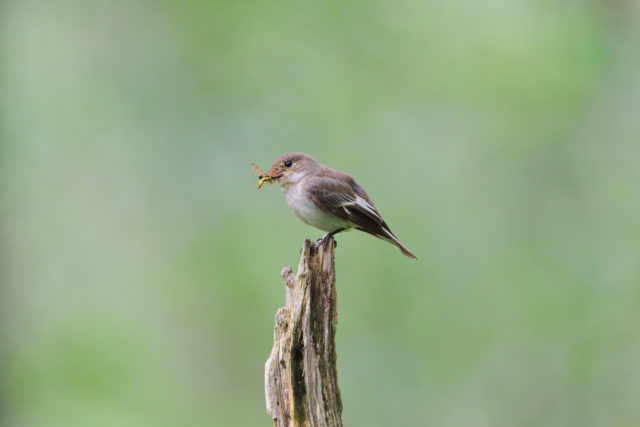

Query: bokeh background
left=2, top=0, right=640, bottom=425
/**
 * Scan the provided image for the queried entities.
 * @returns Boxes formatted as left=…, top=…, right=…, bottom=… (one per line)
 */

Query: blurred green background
left=2, top=0, right=640, bottom=425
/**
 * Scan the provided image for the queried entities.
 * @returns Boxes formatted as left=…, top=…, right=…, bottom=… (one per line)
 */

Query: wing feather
left=306, top=177, right=389, bottom=233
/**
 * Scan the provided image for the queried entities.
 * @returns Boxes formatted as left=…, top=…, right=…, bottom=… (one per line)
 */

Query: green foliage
left=2, top=0, right=639, bottom=425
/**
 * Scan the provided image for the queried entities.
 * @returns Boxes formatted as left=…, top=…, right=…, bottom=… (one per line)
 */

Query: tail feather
left=380, top=228, right=418, bottom=260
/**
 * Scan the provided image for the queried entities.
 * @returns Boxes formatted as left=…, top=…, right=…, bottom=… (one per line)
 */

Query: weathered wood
left=265, top=238, right=343, bottom=427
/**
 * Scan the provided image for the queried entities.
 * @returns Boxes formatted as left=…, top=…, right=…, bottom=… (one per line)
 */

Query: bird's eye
left=284, top=160, right=292, bottom=167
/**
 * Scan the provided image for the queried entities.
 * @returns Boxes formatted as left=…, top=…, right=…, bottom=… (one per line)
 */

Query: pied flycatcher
left=258, top=152, right=417, bottom=260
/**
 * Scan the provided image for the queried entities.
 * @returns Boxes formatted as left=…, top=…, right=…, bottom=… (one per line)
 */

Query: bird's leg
left=317, top=228, right=346, bottom=246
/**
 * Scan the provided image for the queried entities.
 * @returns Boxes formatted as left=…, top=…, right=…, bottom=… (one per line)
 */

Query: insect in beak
left=257, top=175, right=272, bottom=189
left=251, top=163, right=281, bottom=189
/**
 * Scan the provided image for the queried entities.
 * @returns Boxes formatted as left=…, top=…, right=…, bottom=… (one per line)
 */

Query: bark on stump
left=265, top=238, right=343, bottom=427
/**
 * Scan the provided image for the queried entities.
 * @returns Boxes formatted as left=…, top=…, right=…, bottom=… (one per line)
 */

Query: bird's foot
left=317, top=228, right=345, bottom=246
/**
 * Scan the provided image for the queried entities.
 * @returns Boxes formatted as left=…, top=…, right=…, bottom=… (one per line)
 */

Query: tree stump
left=265, top=238, right=343, bottom=427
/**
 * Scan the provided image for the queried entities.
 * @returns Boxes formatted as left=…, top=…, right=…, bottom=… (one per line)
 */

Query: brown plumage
left=263, top=152, right=417, bottom=260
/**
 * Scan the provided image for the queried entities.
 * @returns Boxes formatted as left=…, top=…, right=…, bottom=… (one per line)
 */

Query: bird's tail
left=380, top=228, right=418, bottom=260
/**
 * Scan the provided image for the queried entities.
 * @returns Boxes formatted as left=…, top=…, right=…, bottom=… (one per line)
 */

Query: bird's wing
left=307, top=175, right=418, bottom=259
left=305, top=177, right=390, bottom=233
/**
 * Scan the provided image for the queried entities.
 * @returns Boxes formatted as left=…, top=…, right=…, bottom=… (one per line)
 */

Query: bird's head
left=268, top=152, right=319, bottom=187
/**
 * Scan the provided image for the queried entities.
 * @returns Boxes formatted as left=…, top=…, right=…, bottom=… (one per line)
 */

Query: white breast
left=280, top=182, right=350, bottom=232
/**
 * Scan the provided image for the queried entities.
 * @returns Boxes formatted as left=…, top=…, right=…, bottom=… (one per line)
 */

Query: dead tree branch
left=265, top=238, right=343, bottom=427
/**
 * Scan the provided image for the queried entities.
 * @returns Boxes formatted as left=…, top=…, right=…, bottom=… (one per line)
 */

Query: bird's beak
left=267, top=167, right=284, bottom=180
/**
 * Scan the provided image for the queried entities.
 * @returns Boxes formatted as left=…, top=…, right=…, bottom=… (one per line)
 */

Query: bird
left=260, top=152, right=417, bottom=260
